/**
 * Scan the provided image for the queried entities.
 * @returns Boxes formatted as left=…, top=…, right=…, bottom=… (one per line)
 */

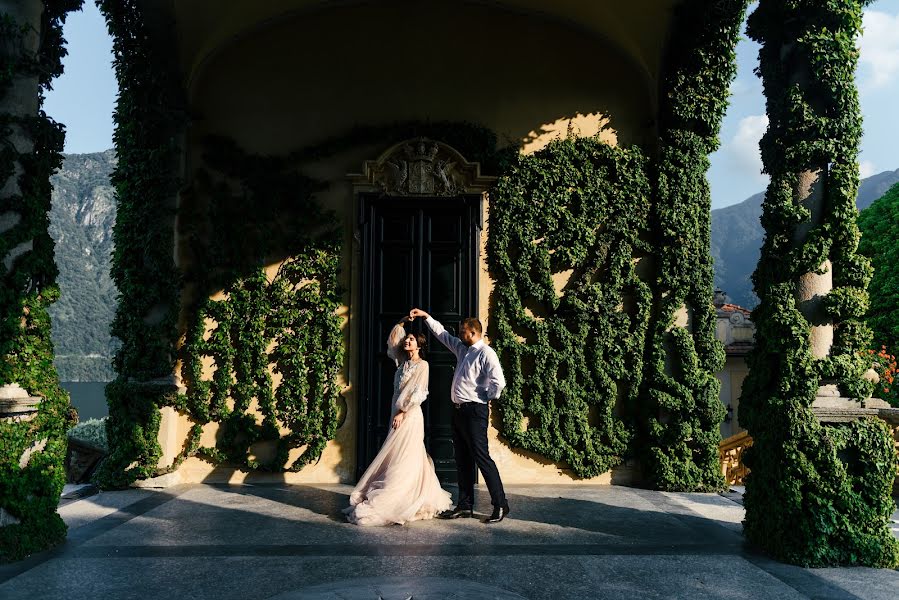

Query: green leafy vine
left=639, top=0, right=748, bottom=491
left=489, top=137, right=652, bottom=478
left=741, top=0, right=899, bottom=567
left=0, top=0, right=83, bottom=562
left=92, top=0, right=183, bottom=488
left=172, top=136, right=343, bottom=472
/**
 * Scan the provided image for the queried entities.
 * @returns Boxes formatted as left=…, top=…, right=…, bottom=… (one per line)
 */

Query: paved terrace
left=1, top=484, right=898, bottom=599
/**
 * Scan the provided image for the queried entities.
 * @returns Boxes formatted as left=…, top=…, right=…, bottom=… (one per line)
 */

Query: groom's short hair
left=461, top=317, right=482, bottom=335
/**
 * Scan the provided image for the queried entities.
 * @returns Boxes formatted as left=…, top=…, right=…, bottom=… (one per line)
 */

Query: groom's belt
left=453, top=399, right=487, bottom=407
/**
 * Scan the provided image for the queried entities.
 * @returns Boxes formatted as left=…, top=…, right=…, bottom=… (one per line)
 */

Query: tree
left=858, top=182, right=899, bottom=406
left=858, top=182, right=899, bottom=358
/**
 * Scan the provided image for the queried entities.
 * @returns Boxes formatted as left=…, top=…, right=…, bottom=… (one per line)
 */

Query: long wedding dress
left=343, top=324, right=452, bottom=526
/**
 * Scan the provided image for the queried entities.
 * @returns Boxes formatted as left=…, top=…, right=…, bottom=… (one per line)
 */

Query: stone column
left=792, top=171, right=886, bottom=409
left=792, top=171, right=834, bottom=357
left=798, top=260, right=833, bottom=360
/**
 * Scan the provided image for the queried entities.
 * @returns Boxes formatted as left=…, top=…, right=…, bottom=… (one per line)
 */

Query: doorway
left=357, top=193, right=480, bottom=483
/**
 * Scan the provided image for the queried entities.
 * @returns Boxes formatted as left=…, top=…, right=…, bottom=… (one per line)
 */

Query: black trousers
left=451, top=401, right=507, bottom=509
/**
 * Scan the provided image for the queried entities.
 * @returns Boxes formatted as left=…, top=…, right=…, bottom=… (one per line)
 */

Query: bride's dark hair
left=414, top=333, right=428, bottom=359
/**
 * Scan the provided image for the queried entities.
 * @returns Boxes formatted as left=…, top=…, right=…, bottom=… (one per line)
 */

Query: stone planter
left=1, top=383, right=44, bottom=531
left=0, top=382, right=42, bottom=422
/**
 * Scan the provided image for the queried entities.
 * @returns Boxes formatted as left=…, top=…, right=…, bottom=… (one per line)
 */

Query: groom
left=409, top=308, right=510, bottom=523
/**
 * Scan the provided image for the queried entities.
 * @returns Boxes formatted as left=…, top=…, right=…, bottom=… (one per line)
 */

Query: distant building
left=713, top=290, right=756, bottom=439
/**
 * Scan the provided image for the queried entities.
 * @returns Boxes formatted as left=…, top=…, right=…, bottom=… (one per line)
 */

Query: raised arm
left=410, top=308, right=465, bottom=358
left=386, top=321, right=408, bottom=365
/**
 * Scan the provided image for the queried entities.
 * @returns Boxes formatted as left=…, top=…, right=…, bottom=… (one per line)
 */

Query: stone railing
left=719, top=430, right=752, bottom=486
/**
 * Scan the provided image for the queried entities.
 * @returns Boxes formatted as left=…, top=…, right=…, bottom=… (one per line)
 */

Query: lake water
left=61, top=382, right=109, bottom=421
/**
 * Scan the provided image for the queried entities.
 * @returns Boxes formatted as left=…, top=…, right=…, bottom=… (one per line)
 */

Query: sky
left=43, top=1, right=899, bottom=210
left=708, top=0, right=899, bottom=208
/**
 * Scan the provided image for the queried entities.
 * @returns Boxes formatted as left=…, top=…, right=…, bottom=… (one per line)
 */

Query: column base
left=811, top=389, right=898, bottom=423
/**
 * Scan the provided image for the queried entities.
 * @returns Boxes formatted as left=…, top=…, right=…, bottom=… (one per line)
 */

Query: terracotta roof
left=718, top=303, right=752, bottom=316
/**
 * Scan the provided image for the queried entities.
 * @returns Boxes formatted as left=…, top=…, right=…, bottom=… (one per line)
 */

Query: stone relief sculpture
left=352, top=137, right=490, bottom=197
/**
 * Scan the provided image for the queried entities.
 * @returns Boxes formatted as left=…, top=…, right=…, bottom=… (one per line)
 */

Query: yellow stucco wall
left=157, top=2, right=657, bottom=485
left=717, top=355, right=749, bottom=439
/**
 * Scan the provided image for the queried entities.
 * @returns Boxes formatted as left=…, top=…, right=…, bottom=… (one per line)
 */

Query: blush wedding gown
left=343, top=324, right=452, bottom=526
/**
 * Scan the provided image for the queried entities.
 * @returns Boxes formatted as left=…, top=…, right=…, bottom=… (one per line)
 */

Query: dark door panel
left=358, top=194, right=480, bottom=484
left=379, top=250, right=414, bottom=313
left=426, top=250, right=462, bottom=315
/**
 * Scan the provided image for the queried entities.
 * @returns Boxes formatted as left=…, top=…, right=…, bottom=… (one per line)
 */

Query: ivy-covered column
left=0, top=0, right=82, bottom=560
left=640, top=0, right=747, bottom=491
left=741, top=0, right=899, bottom=567
left=92, top=0, right=184, bottom=488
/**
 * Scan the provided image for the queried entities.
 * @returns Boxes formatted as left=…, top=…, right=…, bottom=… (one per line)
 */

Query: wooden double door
left=357, top=194, right=480, bottom=483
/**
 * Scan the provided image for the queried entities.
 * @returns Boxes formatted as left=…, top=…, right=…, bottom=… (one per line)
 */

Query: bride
left=343, top=316, right=452, bottom=526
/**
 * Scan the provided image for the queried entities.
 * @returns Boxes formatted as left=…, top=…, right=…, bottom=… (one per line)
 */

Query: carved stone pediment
left=350, top=138, right=495, bottom=196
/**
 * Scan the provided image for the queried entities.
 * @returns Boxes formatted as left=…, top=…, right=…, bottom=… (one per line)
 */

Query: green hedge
left=67, top=417, right=109, bottom=451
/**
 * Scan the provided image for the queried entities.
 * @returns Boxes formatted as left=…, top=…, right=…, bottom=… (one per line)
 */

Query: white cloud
left=726, top=114, right=769, bottom=179
left=859, top=10, right=899, bottom=88
left=729, top=78, right=759, bottom=98
left=859, top=160, right=877, bottom=178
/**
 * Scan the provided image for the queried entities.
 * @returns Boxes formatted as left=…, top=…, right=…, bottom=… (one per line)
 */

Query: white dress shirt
left=425, top=316, right=506, bottom=405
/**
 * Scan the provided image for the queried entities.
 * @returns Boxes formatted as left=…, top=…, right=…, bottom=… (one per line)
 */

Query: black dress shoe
left=438, top=506, right=473, bottom=519
left=484, top=503, right=510, bottom=524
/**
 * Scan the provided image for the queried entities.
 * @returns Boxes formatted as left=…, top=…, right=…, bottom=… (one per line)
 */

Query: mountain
left=856, top=169, right=899, bottom=210
left=48, top=150, right=119, bottom=382
left=711, top=168, right=899, bottom=309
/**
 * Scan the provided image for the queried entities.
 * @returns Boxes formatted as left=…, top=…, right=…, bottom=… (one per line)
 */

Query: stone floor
left=1, top=483, right=898, bottom=599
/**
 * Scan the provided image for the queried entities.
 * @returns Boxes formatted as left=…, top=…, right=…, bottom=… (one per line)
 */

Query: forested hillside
left=711, top=168, right=899, bottom=309
left=48, top=150, right=118, bottom=381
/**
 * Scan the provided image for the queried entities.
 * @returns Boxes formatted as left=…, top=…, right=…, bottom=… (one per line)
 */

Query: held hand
left=392, top=412, right=405, bottom=430
left=409, top=308, right=429, bottom=320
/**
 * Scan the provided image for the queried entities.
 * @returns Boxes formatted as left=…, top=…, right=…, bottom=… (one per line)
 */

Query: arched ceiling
left=152, top=0, right=680, bottom=92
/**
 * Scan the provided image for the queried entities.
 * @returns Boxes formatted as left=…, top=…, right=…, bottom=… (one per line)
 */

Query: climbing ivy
left=741, top=0, right=899, bottom=567
left=0, top=0, right=82, bottom=561
left=639, top=0, right=748, bottom=491
left=167, top=136, right=343, bottom=472
left=489, top=137, right=652, bottom=478
left=92, top=0, right=183, bottom=488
